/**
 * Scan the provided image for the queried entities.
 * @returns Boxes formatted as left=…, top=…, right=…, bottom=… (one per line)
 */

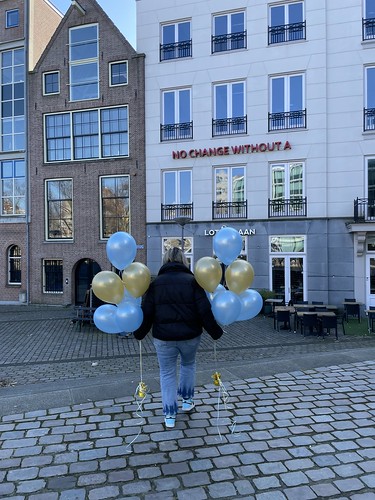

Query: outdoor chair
left=368, top=306, right=375, bottom=333
left=300, top=313, right=319, bottom=337
left=344, top=302, right=361, bottom=323
left=275, top=310, right=292, bottom=332
left=335, top=310, right=346, bottom=335
left=344, top=298, right=356, bottom=302
left=321, top=314, right=338, bottom=341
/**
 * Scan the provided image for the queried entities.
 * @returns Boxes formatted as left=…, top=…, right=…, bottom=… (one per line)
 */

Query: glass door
left=366, top=256, right=375, bottom=308
left=272, top=256, right=304, bottom=304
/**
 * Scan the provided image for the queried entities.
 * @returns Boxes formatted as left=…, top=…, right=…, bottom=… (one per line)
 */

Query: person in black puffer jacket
left=134, top=247, right=223, bottom=429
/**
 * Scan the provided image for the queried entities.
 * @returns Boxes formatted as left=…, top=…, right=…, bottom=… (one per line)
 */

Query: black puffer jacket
left=133, top=262, right=223, bottom=341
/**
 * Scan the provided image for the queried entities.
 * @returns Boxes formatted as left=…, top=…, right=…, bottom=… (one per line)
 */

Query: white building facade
left=136, top=0, right=375, bottom=307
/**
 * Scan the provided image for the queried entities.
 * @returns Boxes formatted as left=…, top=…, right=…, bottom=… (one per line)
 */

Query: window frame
left=160, top=19, right=192, bottom=61
left=213, top=80, right=246, bottom=136
left=270, top=161, right=305, bottom=200
left=212, top=10, right=246, bottom=53
left=1, top=159, right=26, bottom=216
left=109, top=60, right=128, bottom=87
left=43, top=259, right=63, bottom=294
left=69, top=23, right=99, bottom=102
left=43, top=71, right=60, bottom=95
left=45, top=178, right=73, bottom=241
left=6, top=9, right=19, bottom=28
left=99, top=174, right=130, bottom=240
left=163, top=169, right=192, bottom=205
left=8, top=244, right=21, bottom=285
left=44, top=106, right=129, bottom=162
left=214, top=165, right=245, bottom=203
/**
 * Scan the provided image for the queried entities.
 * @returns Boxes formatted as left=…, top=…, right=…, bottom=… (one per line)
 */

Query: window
left=162, top=237, right=193, bottom=269
left=212, top=11, right=246, bottom=53
left=43, top=71, right=60, bottom=95
left=6, top=10, right=19, bottom=28
left=69, top=24, right=99, bottom=101
left=45, top=106, right=128, bottom=162
left=270, top=162, right=305, bottom=217
left=160, top=20, right=192, bottom=61
left=1, top=159, right=25, bottom=215
left=45, top=179, right=73, bottom=240
left=109, top=61, right=128, bottom=86
left=213, top=166, right=246, bottom=218
left=161, top=88, right=192, bottom=141
left=43, top=259, right=63, bottom=293
left=213, top=81, right=246, bottom=136
left=269, top=74, right=306, bottom=130
left=268, top=2, right=305, bottom=44
left=162, top=169, right=192, bottom=220
left=100, top=175, right=130, bottom=239
left=8, top=245, right=21, bottom=284
left=1, top=48, right=25, bottom=151
left=363, top=0, right=375, bottom=40
left=365, top=67, right=375, bottom=131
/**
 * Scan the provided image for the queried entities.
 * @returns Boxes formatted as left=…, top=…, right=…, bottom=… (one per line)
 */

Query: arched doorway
left=74, top=259, right=101, bottom=305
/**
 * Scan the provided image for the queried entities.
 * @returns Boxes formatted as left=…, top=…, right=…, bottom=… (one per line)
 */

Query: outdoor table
left=294, top=304, right=338, bottom=311
left=295, top=310, right=335, bottom=335
left=273, top=305, right=295, bottom=330
left=265, top=298, right=284, bottom=316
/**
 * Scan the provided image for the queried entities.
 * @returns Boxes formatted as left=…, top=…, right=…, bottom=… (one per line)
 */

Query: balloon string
left=213, top=337, right=237, bottom=441
left=126, top=340, right=147, bottom=451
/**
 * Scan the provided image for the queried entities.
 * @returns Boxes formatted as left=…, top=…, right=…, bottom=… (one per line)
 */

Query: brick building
left=0, top=0, right=61, bottom=304
left=28, top=0, right=146, bottom=305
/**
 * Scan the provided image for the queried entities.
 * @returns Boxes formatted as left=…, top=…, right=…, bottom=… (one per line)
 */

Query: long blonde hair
left=162, top=247, right=188, bottom=267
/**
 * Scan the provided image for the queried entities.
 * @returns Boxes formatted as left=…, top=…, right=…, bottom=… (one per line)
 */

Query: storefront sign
left=172, top=141, right=291, bottom=160
left=204, top=228, right=255, bottom=236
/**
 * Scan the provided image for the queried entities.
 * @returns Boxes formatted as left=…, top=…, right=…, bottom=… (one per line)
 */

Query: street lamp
left=174, top=216, right=191, bottom=252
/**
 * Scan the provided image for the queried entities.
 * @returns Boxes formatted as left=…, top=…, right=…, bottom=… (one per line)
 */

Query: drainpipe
left=25, top=0, right=30, bottom=304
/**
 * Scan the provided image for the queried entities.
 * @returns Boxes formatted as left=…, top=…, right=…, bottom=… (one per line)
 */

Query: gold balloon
left=122, top=262, right=151, bottom=298
left=225, top=260, right=255, bottom=295
left=92, top=271, right=124, bottom=304
left=194, top=257, right=222, bottom=293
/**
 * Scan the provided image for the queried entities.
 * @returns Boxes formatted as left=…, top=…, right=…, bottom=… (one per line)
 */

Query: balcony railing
left=364, top=108, right=375, bottom=131
left=363, top=17, right=375, bottom=40
left=268, top=110, right=306, bottom=131
left=161, top=203, right=193, bottom=222
left=354, top=198, right=375, bottom=222
left=268, top=197, right=307, bottom=218
left=268, top=21, right=306, bottom=45
left=212, top=116, right=247, bottom=137
left=160, top=122, right=193, bottom=142
left=212, top=201, right=247, bottom=220
left=160, top=40, right=192, bottom=61
left=211, top=30, right=247, bottom=53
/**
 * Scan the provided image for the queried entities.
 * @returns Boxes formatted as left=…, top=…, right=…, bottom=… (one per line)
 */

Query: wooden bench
left=72, top=306, right=96, bottom=331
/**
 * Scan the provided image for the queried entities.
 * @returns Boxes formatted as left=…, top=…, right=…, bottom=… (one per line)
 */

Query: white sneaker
left=164, top=416, right=176, bottom=428
left=181, top=399, right=195, bottom=412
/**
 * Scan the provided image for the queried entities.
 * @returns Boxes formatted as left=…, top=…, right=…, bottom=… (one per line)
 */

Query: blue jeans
left=153, top=336, right=201, bottom=417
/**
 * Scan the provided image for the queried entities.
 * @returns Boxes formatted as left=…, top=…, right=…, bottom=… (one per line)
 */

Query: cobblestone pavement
left=1, top=306, right=375, bottom=499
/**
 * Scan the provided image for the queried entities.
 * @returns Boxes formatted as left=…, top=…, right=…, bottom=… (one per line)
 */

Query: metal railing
left=160, top=40, right=192, bottom=61
left=268, top=197, right=307, bottom=218
left=161, top=203, right=193, bottom=222
left=212, top=201, right=247, bottom=220
left=354, top=198, right=375, bottom=222
left=268, top=110, right=306, bottom=131
left=268, top=21, right=306, bottom=44
left=212, top=116, right=247, bottom=136
left=211, top=30, right=247, bottom=53
left=364, top=108, right=375, bottom=131
left=160, top=122, right=193, bottom=142
left=363, top=17, right=375, bottom=40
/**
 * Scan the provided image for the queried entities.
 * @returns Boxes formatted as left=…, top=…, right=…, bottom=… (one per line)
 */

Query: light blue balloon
left=106, top=231, right=137, bottom=271
left=212, top=290, right=242, bottom=326
left=94, top=304, right=122, bottom=334
left=237, top=289, right=263, bottom=321
left=119, top=289, right=142, bottom=307
left=115, top=302, right=143, bottom=333
left=213, top=227, right=243, bottom=265
left=206, top=283, right=226, bottom=303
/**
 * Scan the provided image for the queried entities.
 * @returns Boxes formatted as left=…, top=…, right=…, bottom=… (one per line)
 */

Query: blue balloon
left=106, top=232, right=137, bottom=271
left=206, top=283, right=226, bottom=303
left=212, top=290, right=242, bottom=326
left=115, top=302, right=143, bottom=333
left=94, top=304, right=122, bottom=334
left=237, top=289, right=263, bottom=321
left=213, top=227, right=243, bottom=266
